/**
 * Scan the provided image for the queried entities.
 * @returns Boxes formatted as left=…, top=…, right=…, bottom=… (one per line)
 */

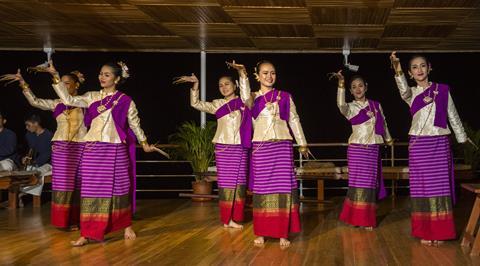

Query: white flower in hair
left=117, top=61, right=130, bottom=79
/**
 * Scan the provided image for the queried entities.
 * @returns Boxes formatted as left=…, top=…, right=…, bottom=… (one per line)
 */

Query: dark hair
left=408, top=54, right=430, bottom=69
left=0, top=110, right=5, bottom=120
left=25, top=113, right=43, bottom=127
left=255, top=60, right=275, bottom=74
left=103, top=62, right=127, bottom=86
left=349, top=75, right=367, bottom=87
left=218, top=75, right=235, bottom=83
left=62, top=73, right=80, bottom=84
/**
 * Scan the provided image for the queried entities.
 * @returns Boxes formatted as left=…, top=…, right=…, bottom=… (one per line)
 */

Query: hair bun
left=70, top=71, right=85, bottom=84
left=117, top=61, right=130, bottom=79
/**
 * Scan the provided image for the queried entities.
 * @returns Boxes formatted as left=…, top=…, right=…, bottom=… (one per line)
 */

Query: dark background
left=0, top=51, right=478, bottom=148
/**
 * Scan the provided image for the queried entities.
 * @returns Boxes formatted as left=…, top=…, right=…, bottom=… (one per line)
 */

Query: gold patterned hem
left=411, top=196, right=453, bottom=213
left=219, top=185, right=246, bottom=202
left=346, top=187, right=377, bottom=203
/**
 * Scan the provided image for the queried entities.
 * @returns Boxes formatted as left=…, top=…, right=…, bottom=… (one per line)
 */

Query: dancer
left=330, top=70, right=392, bottom=230
left=47, top=60, right=160, bottom=246
left=1, top=69, right=86, bottom=229
left=390, top=51, right=467, bottom=246
left=173, top=73, right=251, bottom=229
left=228, top=60, right=308, bottom=247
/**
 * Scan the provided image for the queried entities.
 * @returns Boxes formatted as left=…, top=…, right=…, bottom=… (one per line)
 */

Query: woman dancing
left=48, top=60, right=160, bottom=246
left=228, top=60, right=308, bottom=247
left=1, top=68, right=87, bottom=230
left=173, top=72, right=251, bottom=229
left=330, top=70, right=392, bottom=230
left=390, top=51, right=467, bottom=246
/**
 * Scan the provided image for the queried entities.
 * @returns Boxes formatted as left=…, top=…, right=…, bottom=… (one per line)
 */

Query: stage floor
left=0, top=196, right=478, bottom=265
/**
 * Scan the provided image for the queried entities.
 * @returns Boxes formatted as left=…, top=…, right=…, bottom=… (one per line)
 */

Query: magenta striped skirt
left=409, top=135, right=454, bottom=199
left=215, top=144, right=248, bottom=189
left=79, top=142, right=130, bottom=198
left=251, top=141, right=297, bottom=194
left=52, top=141, right=84, bottom=192
left=347, top=144, right=382, bottom=190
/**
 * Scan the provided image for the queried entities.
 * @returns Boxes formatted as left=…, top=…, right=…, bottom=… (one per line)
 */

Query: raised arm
left=226, top=60, right=253, bottom=108
left=0, top=69, right=58, bottom=110
left=22, top=85, right=59, bottom=111
left=446, top=91, right=467, bottom=143
left=173, top=73, right=217, bottom=114
left=52, top=81, right=90, bottom=108
left=331, top=70, right=350, bottom=117
left=391, top=51, right=413, bottom=104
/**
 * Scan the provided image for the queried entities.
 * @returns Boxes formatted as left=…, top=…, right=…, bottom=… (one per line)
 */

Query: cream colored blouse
left=394, top=74, right=466, bottom=143
left=53, top=82, right=147, bottom=144
left=23, top=87, right=87, bottom=142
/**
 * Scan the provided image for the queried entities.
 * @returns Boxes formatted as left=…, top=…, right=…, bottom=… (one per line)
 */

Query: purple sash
left=252, top=89, right=290, bottom=121
left=53, top=103, right=73, bottom=119
left=410, top=83, right=449, bottom=129
left=84, top=91, right=138, bottom=213
left=349, top=100, right=385, bottom=136
left=215, top=97, right=252, bottom=148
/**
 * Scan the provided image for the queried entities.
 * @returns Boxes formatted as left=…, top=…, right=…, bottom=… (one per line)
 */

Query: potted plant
left=169, top=121, right=216, bottom=201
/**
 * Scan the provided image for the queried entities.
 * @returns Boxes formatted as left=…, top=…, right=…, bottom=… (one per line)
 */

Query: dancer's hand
left=390, top=51, right=402, bottom=74
left=0, top=69, right=26, bottom=86
left=226, top=60, right=247, bottom=78
left=172, top=73, right=198, bottom=85
left=299, top=146, right=310, bottom=159
left=27, top=60, right=59, bottom=77
left=142, top=143, right=171, bottom=158
left=385, top=139, right=394, bottom=146
left=327, top=70, right=345, bottom=87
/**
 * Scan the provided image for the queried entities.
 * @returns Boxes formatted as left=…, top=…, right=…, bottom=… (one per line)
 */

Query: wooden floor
left=0, top=195, right=479, bottom=265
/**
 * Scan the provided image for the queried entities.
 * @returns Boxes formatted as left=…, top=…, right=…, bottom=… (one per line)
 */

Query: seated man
left=0, top=111, right=17, bottom=171
left=20, top=114, right=53, bottom=199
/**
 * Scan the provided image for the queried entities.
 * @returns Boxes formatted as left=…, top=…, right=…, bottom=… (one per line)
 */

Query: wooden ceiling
left=0, top=0, right=479, bottom=52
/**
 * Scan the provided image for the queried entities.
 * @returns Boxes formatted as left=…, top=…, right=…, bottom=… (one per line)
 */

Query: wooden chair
left=461, top=183, right=480, bottom=256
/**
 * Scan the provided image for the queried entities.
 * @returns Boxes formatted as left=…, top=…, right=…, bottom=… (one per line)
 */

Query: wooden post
left=317, top=180, right=324, bottom=201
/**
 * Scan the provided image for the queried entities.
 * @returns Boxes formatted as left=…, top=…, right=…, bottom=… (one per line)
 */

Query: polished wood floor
left=0, top=195, right=478, bottom=265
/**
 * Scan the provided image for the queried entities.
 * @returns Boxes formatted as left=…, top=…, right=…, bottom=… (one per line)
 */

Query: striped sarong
left=251, top=140, right=300, bottom=239
left=409, top=135, right=455, bottom=240
left=215, top=144, right=248, bottom=225
left=79, top=142, right=131, bottom=241
left=51, top=141, right=84, bottom=228
left=340, top=144, right=382, bottom=227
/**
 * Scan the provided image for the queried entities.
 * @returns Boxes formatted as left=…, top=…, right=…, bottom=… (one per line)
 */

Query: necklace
left=97, top=90, right=116, bottom=113
left=263, top=89, right=275, bottom=110
left=421, top=83, right=434, bottom=104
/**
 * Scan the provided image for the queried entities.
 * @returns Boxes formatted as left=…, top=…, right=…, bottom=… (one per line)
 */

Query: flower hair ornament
left=70, top=70, right=85, bottom=84
left=253, top=66, right=260, bottom=82
left=117, top=61, right=130, bottom=79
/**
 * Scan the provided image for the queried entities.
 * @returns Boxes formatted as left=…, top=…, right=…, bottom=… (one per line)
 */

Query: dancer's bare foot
left=124, top=226, right=136, bottom=240
left=223, top=220, right=243, bottom=229
left=253, top=236, right=265, bottom=245
left=433, top=240, right=444, bottom=246
left=280, top=238, right=290, bottom=247
left=421, top=239, right=433, bottom=246
left=364, top=226, right=373, bottom=231
left=71, top=236, right=89, bottom=247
